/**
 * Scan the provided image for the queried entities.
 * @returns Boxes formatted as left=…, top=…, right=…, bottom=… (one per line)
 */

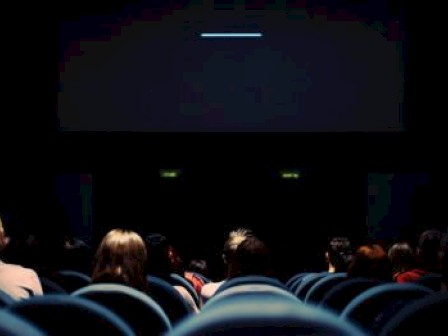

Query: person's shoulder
left=201, top=280, right=225, bottom=296
left=0, top=262, right=38, bottom=277
left=396, top=268, right=426, bottom=282
left=204, top=280, right=225, bottom=288
left=0, top=261, right=25, bottom=271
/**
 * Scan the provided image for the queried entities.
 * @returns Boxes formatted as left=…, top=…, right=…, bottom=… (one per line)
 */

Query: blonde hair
left=92, top=229, right=147, bottom=290
left=222, top=228, right=253, bottom=263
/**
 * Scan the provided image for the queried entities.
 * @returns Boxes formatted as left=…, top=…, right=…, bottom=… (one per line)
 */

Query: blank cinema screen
left=58, top=1, right=404, bottom=132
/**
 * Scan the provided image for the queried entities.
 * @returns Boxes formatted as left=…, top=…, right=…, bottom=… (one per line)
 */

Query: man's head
left=326, top=236, right=352, bottom=272
left=228, top=235, right=273, bottom=278
left=222, top=228, right=253, bottom=265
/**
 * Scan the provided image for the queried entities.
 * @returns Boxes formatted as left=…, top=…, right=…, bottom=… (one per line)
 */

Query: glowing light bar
left=160, top=169, right=181, bottom=179
left=279, top=170, right=301, bottom=180
left=200, top=33, right=263, bottom=38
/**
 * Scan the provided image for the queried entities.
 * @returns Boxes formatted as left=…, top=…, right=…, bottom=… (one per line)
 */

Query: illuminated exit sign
left=279, top=169, right=302, bottom=180
left=159, top=169, right=181, bottom=179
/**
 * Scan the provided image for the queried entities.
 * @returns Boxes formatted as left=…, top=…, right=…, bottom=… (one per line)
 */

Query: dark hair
left=388, top=242, right=415, bottom=274
left=228, top=236, right=273, bottom=278
left=187, top=259, right=209, bottom=275
left=327, top=237, right=352, bottom=272
left=145, top=233, right=183, bottom=277
left=417, top=229, right=442, bottom=271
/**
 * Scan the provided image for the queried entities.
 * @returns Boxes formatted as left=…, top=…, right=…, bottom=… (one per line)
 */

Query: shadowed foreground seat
left=6, top=294, right=134, bottom=336
left=415, top=272, right=443, bottom=291
left=214, top=275, right=288, bottom=295
left=286, top=272, right=314, bottom=293
left=305, top=272, right=347, bottom=304
left=39, top=277, right=68, bottom=295
left=379, top=292, right=448, bottom=336
left=147, top=275, right=195, bottom=325
left=169, top=273, right=200, bottom=307
left=294, top=272, right=330, bottom=300
left=202, top=283, right=301, bottom=311
left=73, top=283, right=171, bottom=336
left=0, top=310, right=46, bottom=336
left=0, top=289, right=15, bottom=308
left=51, top=270, right=91, bottom=293
left=341, top=282, right=433, bottom=333
left=319, top=277, right=382, bottom=314
left=167, top=292, right=367, bottom=336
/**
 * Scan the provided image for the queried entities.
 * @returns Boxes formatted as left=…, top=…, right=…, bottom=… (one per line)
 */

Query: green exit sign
left=160, top=169, right=181, bottom=179
left=279, top=169, right=302, bottom=179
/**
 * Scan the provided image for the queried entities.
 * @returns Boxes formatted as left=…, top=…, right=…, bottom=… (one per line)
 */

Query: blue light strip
left=200, top=33, right=263, bottom=38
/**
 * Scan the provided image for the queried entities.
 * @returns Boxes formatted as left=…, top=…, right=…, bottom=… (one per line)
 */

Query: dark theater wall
left=53, top=132, right=382, bottom=278
left=50, top=127, right=443, bottom=278
left=90, top=164, right=364, bottom=279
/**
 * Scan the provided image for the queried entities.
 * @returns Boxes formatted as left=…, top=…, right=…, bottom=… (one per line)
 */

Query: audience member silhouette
left=388, top=242, right=416, bottom=282
left=397, top=229, right=442, bottom=282
left=61, top=229, right=92, bottom=275
left=186, top=259, right=209, bottom=277
left=200, top=228, right=253, bottom=305
left=227, top=235, right=274, bottom=278
left=0, top=215, right=43, bottom=300
left=144, top=233, right=199, bottom=312
left=184, top=258, right=209, bottom=295
left=92, top=228, right=200, bottom=318
left=145, top=233, right=181, bottom=277
left=325, top=236, right=353, bottom=273
left=347, top=243, right=392, bottom=282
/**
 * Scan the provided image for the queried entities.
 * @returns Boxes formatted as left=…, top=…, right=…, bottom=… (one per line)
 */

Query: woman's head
left=388, top=242, right=415, bottom=274
left=348, top=243, right=392, bottom=281
left=92, top=229, right=147, bottom=290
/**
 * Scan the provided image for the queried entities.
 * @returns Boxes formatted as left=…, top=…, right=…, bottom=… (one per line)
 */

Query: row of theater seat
left=39, top=270, right=196, bottom=325
left=0, top=282, right=365, bottom=336
left=285, top=271, right=447, bottom=335
left=1, top=271, right=447, bottom=335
